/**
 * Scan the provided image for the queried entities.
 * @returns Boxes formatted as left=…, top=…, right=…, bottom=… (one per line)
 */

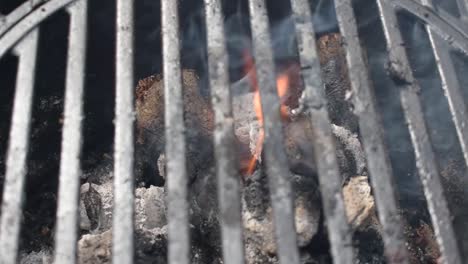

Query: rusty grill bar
left=1, top=0, right=468, bottom=263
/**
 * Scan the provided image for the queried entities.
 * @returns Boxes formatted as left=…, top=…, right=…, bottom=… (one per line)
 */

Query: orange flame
left=243, top=51, right=290, bottom=175
left=277, top=73, right=290, bottom=120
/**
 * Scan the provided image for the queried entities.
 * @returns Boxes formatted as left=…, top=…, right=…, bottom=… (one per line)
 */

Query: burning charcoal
left=78, top=230, right=112, bottom=264
left=242, top=169, right=321, bottom=263
left=80, top=181, right=113, bottom=232
left=78, top=227, right=170, bottom=264
left=80, top=199, right=91, bottom=231
left=82, top=183, right=103, bottom=231
left=342, top=175, right=378, bottom=229
left=135, top=185, right=167, bottom=229
left=331, top=124, right=367, bottom=176
left=404, top=221, right=441, bottom=264
left=135, top=70, right=215, bottom=185
left=283, top=115, right=364, bottom=181
left=185, top=168, right=222, bottom=256
left=318, top=33, right=359, bottom=133
left=242, top=169, right=270, bottom=219
left=157, top=153, right=166, bottom=180
left=440, top=160, right=468, bottom=258
left=19, top=250, right=52, bottom=264
left=231, top=74, right=256, bottom=147
left=134, top=227, right=168, bottom=263
left=79, top=181, right=168, bottom=233
left=78, top=169, right=169, bottom=262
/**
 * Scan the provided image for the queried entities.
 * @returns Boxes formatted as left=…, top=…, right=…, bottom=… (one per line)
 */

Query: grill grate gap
left=0, top=54, right=18, bottom=198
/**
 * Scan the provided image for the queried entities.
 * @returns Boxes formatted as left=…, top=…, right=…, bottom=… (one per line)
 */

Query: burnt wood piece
left=135, top=69, right=214, bottom=185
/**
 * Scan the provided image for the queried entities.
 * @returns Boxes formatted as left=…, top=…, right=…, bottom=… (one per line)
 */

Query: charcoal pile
left=14, top=33, right=468, bottom=264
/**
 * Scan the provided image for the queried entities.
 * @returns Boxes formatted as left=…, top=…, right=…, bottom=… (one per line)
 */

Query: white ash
left=80, top=197, right=91, bottom=231
left=80, top=181, right=113, bottom=231
left=134, top=186, right=166, bottom=229
left=231, top=73, right=367, bottom=176
left=19, top=250, right=52, bottom=264
left=157, top=153, right=166, bottom=180
left=77, top=227, right=169, bottom=264
left=331, top=124, right=367, bottom=175
left=342, top=175, right=378, bottom=230
left=73, top=103, right=375, bottom=263
left=231, top=71, right=262, bottom=159
left=79, top=181, right=167, bottom=233
left=241, top=169, right=322, bottom=264
left=242, top=195, right=321, bottom=256
left=78, top=230, right=112, bottom=264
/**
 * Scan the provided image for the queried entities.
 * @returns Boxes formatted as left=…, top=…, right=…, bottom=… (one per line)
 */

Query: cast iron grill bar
left=432, top=7, right=468, bottom=42
left=0, top=0, right=74, bottom=59
left=1, top=0, right=468, bottom=262
left=247, top=0, right=300, bottom=263
left=376, top=1, right=463, bottom=263
left=0, top=0, right=46, bottom=37
left=289, top=0, right=355, bottom=263
left=113, top=0, right=135, bottom=263
left=389, top=0, right=468, bottom=56
left=162, top=0, right=190, bottom=263
left=0, top=29, right=39, bottom=264
left=456, top=0, right=468, bottom=20
left=204, top=0, right=245, bottom=263
left=420, top=0, right=468, bottom=173
left=334, top=0, right=410, bottom=263
left=53, top=0, right=87, bottom=263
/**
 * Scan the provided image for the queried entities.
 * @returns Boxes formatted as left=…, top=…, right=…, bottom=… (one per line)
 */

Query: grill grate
left=1, top=0, right=468, bottom=263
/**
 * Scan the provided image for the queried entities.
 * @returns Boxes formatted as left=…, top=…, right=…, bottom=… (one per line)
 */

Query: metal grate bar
left=204, top=0, right=245, bottom=263
left=247, top=0, right=299, bottom=263
left=162, top=0, right=190, bottom=263
left=389, top=0, right=468, bottom=56
left=334, top=0, right=410, bottom=263
left=420, top=0, right=468, bottom=170
left=53, top=0, right=87, bottom=263
left=433, top=6, right=468, bottom=35
left=113, top=0, right=135, bottom=263
left=290, top=0, right=355, bottom=263
left=0, top=29, right=39, bottom=264
left=456, top=0, right=468, bottom=20
left=0, top=0, right=74, bottom=59
left=0, top=0, right=47, bottom=37
left=376, top=1, right=463, bottom=263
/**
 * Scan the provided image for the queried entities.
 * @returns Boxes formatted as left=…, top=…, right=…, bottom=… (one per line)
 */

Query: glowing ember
left=243, top=51, right=291, bottom=175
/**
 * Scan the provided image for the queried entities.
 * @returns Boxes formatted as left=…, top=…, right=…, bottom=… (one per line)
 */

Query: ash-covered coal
left=15, top=28, right=462, bottom=263
left=134, top=69, right=215, bottom=186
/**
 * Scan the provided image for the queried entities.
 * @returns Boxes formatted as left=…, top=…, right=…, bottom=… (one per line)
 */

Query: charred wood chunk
left=135, top=69, right=214, bottom=185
